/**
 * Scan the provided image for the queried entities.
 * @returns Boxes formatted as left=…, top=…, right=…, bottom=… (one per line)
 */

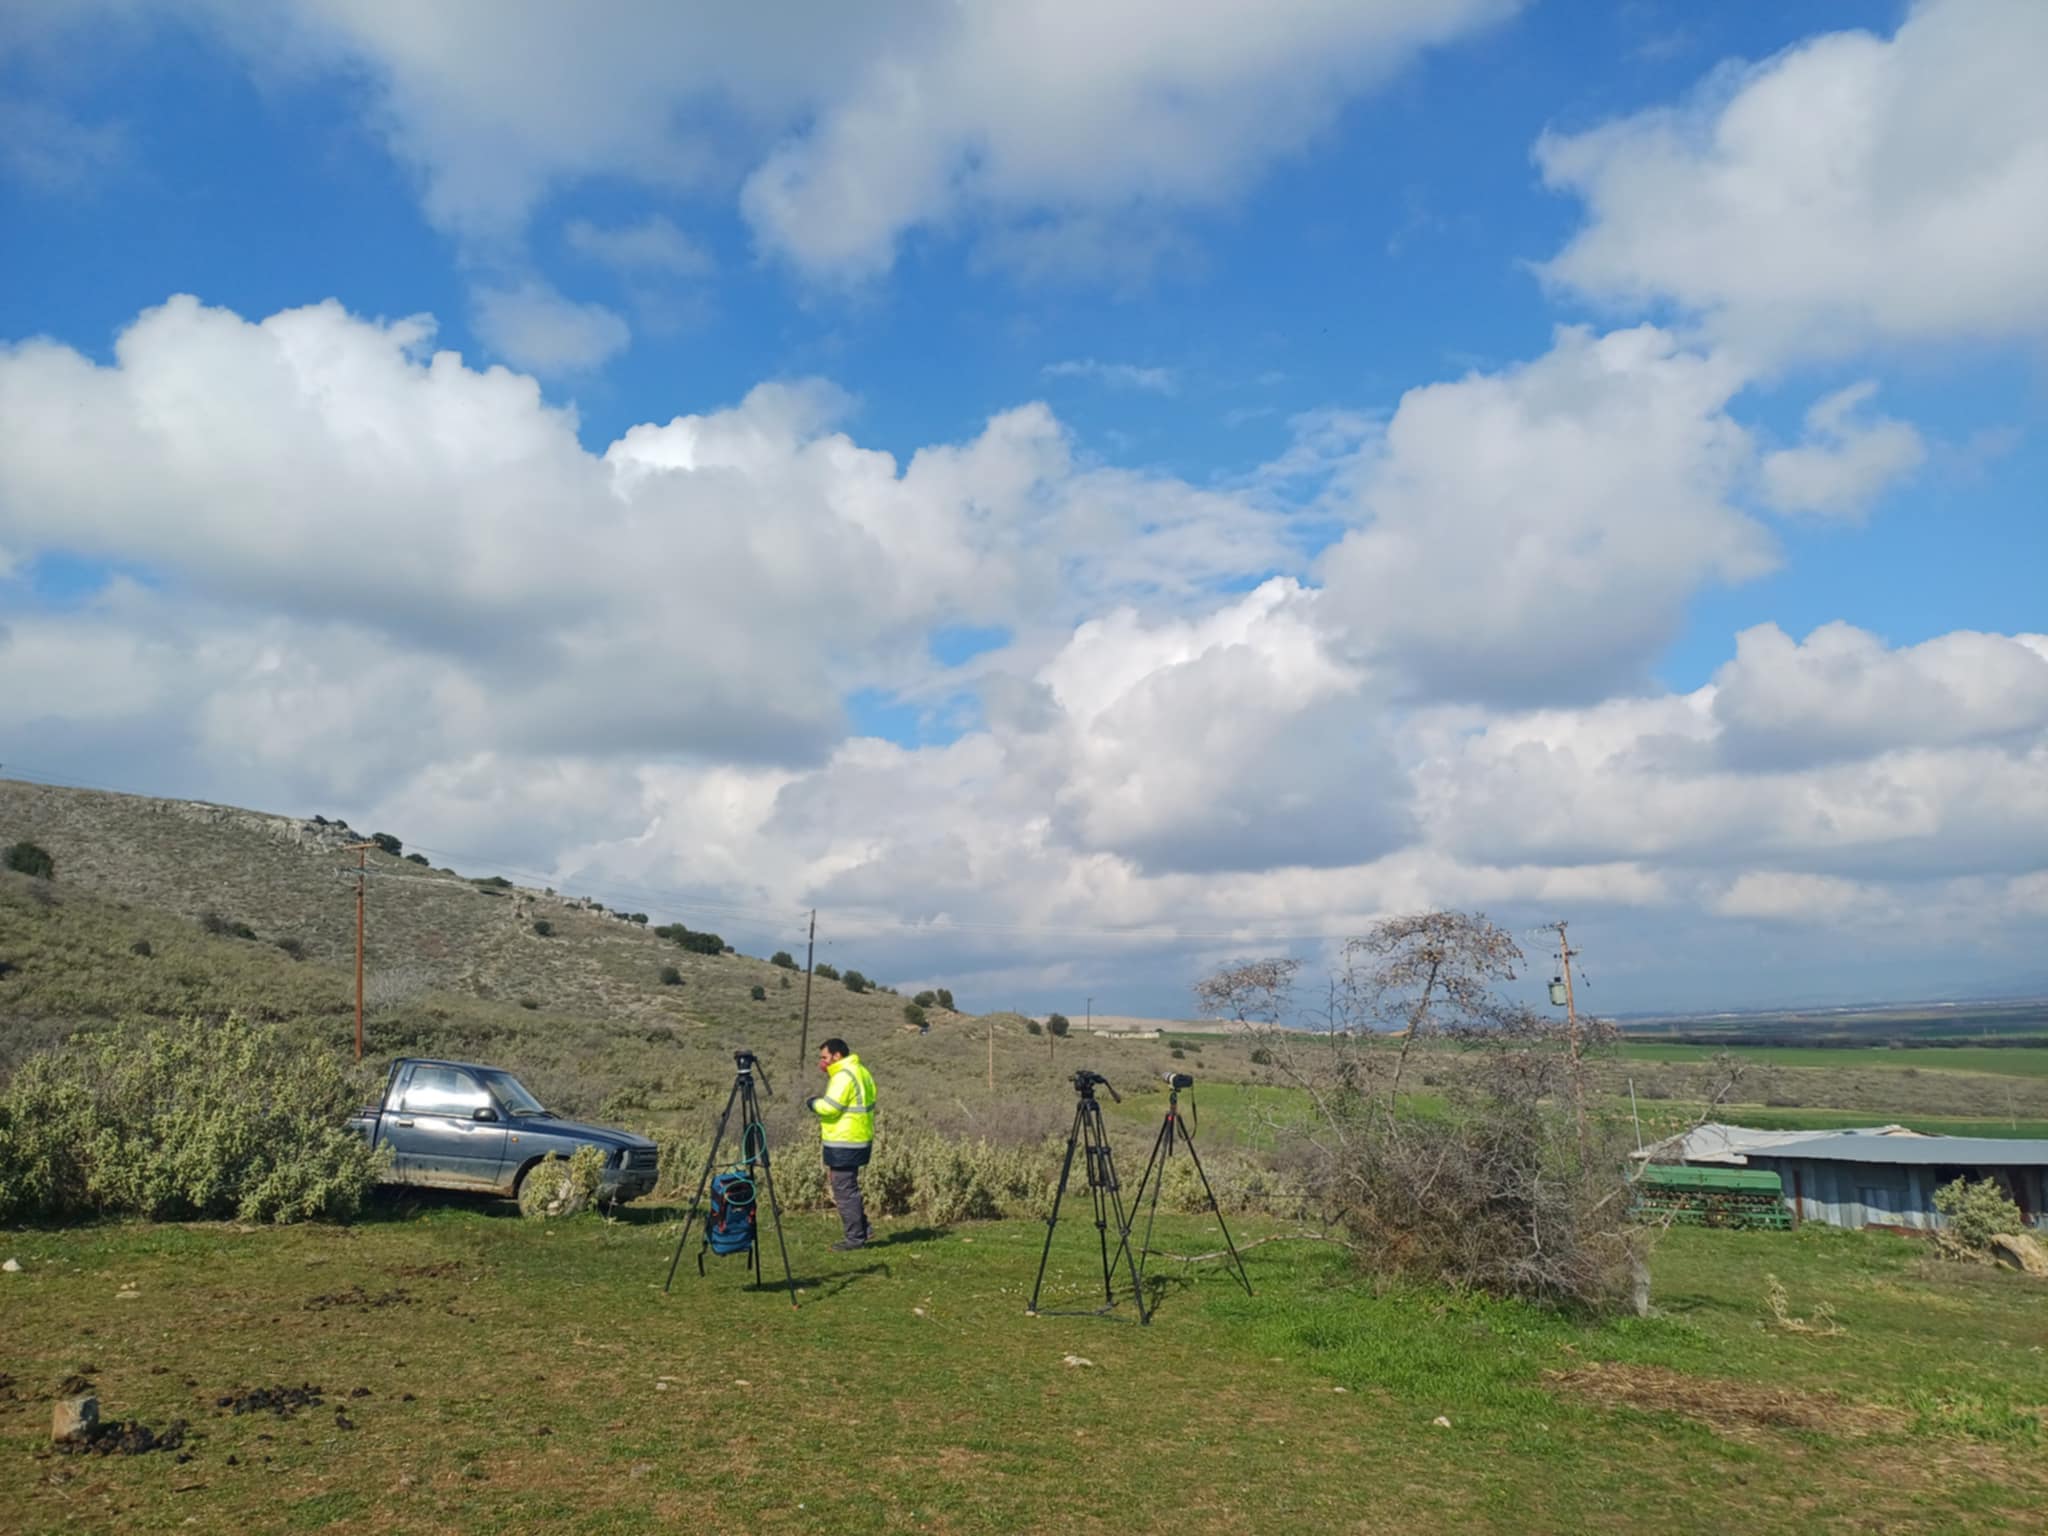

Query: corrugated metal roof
left=1634, top=1121, right=1916, bottom=1165
left=1751, top=1134, right=2048, bottom=1167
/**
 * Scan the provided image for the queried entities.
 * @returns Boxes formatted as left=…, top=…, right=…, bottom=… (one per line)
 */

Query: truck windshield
left=476, top=1071, right=547, bottom=1116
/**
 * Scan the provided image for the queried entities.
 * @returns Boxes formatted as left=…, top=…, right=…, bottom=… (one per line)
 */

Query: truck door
left=387, top=1064, right=510, bottom=1189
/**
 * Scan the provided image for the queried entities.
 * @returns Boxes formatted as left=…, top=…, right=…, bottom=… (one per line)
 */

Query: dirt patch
left=1547, top=1363, right=1907, bottom=1442
left=388, top=1258, right=465, bottom=1280
left=55, top=1371, right=96, bottom=1397
left=304, top=1284, right=414, bottom=1311
left=216, top=1384, right=326, bottom=1418
left=57, top=1416, right=190, bottom=1457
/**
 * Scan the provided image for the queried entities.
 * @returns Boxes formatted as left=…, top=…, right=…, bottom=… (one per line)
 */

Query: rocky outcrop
left=1989, top=1232, right=2048, bottom=1276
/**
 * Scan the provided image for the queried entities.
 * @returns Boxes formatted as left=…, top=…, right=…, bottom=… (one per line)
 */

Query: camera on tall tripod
left=1029, top=1068, right=1146, bottom=1320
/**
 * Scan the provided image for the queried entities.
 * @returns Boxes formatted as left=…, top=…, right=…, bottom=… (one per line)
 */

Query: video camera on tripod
left=1069, top=1069, right=1120, bottom=1100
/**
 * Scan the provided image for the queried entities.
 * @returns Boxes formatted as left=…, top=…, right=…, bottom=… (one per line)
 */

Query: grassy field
left=1617, top=1042, right=2048, bottom=1078
left=3, top=1204, right=2046, bottom=1534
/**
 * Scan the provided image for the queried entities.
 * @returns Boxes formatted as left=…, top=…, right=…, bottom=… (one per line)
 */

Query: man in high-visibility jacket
left=808, top=1038, right=878, bottom=1250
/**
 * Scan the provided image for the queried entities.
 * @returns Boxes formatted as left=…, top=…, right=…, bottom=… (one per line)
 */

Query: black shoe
left=831, top=1238, right=866, bottom=1251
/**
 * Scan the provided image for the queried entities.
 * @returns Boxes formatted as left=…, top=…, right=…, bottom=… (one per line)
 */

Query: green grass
left=1616, top=1041, right=2048, bottom=1077
left=3, top=1209, right=2046, bottom=1533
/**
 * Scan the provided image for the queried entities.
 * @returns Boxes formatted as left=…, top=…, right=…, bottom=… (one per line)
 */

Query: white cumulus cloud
left=1536, top=0, right=2048, bottom=358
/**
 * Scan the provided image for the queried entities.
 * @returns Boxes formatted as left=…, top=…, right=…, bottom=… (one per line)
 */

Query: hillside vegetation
left=0, top=779, right=1261, bottom=1136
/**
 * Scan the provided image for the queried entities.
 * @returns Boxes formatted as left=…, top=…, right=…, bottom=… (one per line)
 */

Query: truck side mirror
left=472, top=1106, right=499, bottom=1123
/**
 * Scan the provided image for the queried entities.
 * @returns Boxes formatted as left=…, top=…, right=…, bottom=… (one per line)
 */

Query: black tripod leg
left=1179, top=1129, right=1254, bottom=1297
left=1115, top=1115, right=1170, bottom=1298
left=743, top=1078, right=802, bottom=1310
left=1090, top=1111, right=1148, bottom=1324
left=1028, top=1102, right=1086, bottom=1314
left=1085, top=1107, right=1116, bottom=1307
left=665, top=1075, right=743, bottom=1293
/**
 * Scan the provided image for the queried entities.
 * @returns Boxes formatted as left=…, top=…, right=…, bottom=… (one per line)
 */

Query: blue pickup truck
left=349, top=1057, right=660, bottom=1203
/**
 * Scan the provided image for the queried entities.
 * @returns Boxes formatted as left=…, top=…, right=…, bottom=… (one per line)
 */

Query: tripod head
left=1070, top=1069, right=1120, bottom=1103
left=732, top=1050, right=773, bottom=1096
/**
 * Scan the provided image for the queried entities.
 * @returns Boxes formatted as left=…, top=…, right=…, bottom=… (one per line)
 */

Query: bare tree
left=1203, top=910, right=1643, bottom=1312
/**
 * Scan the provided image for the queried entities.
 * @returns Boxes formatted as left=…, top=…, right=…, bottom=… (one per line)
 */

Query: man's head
left=818, top=1038, right=850, bottom=1073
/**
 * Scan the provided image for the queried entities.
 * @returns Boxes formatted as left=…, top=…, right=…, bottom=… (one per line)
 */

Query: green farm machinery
left=1631, top=1163, right=1792, bottom=1230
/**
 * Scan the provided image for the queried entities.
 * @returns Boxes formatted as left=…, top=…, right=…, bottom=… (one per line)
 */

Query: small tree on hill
left=751, top=984, right=767, bottom=1001
left=814, top=962, right=840, bottom=982
left=532, top=919, right=554, bottom=937
left=771, top=951, right=798, bottom=970
left=404, top=852, right=429, bottom=865
left=935, top=987, right=955, bottom=1011
left=1025, top=1018, right=1043, bottom=1036
left=904, top=1001, right=928, bottom=1030
left=659, top=965, right=683, bottom=987
left=1046, top=1013, right=1070, bottom=1058
left=842, top=970, right=870, bottom=994
left=4, top=842, right=54, bottom=880
left=913, top=990, right=937, bottom=1008
left=370, top=832, right=402, bottom=856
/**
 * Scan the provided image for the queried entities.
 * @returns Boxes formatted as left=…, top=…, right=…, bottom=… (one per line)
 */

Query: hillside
left=0, top=777, right=1256, bottom=1129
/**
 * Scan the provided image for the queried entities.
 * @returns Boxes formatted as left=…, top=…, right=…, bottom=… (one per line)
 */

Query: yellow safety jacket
left=808, top=1054, right=877, bottom=1146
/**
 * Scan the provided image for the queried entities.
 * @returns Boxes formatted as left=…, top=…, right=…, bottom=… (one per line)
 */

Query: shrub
left=4, top=841, right=55, bottom=880
left=913, top=991, right=938, bottom=1008
left=629, top=913, right=648, bottom=925
left=370, top=832, right=402, bottom=856
left=531, top=919, right=553, bottom=937
left=0, top=1013, right=386, bottom=1224
left=659, top=965, right=683, bottom=987
left=471, top=875, right=513, bottom=890
left=229, top=921, right=258, bottom=941
left=645, top=1026, right=676, bottom=1044
left=517, top=1146, right=606, bottom=1219
left=274, top=937, right=307, bottom=961
left=751, top=985, right=767, bottom=1001
left=1935, top=1177, right=2026, bottom=1260
left=518, top=998, right=540, bottom=1011
left=1046, top=1013, right=1070, bottom=1039
left=771, top=951, right=799, bottom=970
left=666, top=927, right=724, bottom=955
left=199, top=910, right=230, bottom=936
left=779, top=975, right=792, bottom=990
left=842, top=970, right=870, bottom=994
left=814, top=963, right=840, bottom=982
left=405, top=852, right=429, bottom=866
left=129, top=939, right=153, bottom=958
left=935, top=988, right=955, bottom=1012
left=1171, top=1048, right=1186, bottom=1059
left=1249, top=1047, right=1273, bottom=1065
left=904, top=1002, right=928, bottom=1029
left=1025, top=1018, right=1043, bottom=1036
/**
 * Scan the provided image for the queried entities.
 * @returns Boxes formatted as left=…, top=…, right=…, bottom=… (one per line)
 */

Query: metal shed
left=1742, top=1134, right=2048, bottom=1233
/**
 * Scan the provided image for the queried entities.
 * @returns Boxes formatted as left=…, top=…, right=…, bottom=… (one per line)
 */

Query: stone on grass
left=1989, top=1233, right=2048, bottom=1277
left=2, top=1258, right=19, bottom=1272
left=53, top=1396, right=98, bottom=1444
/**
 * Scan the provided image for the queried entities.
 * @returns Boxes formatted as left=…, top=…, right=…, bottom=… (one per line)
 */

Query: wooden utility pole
left=987, top=1013, right=995, bottom=1094
left=344, top=841, right=376, bottom=1061
left=797, top=909, right=817, bottom=1069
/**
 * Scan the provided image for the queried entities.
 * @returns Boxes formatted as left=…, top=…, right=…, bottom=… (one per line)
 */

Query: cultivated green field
left=4, top=1205, right=2046, bottom=1534
left=1617, top=1042, right=2048, bottom=1077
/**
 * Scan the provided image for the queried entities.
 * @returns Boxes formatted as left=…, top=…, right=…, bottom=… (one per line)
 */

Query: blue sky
left=2, top=0, right=2044, bottom=1018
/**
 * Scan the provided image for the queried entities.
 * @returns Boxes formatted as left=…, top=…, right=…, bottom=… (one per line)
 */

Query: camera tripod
left=1119, top=1073, right=1253, bottom=1305
left=663, top=1051, right=799, bottom=1308
left=1027, top=1070, right=1150, bottom=1323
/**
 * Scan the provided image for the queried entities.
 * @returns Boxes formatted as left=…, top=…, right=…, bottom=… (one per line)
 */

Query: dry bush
left=1204, top=910, right=1643, bottom=1313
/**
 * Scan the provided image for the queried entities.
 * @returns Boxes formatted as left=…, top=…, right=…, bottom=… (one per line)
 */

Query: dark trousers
left=823, top=1144, right=871, bottom=1242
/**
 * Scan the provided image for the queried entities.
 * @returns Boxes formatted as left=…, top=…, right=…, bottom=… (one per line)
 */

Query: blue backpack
left=705, top=1171, right=757, bottom=1257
